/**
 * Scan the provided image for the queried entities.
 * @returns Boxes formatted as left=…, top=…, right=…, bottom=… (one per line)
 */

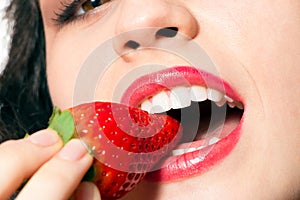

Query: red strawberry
left=49, top=102, right=182, bottom=200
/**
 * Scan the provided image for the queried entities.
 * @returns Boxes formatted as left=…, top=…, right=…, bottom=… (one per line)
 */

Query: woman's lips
left=120, top=66, right=245, bottom=182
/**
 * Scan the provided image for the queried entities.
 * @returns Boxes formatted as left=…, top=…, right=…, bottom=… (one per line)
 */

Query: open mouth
left=121, top=66, right=245, bottom=182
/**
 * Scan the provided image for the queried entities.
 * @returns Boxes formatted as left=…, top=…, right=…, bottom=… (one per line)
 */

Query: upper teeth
left=140, top=85, right=243, bottom=113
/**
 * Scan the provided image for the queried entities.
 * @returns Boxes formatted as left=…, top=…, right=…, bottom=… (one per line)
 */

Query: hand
left=0, top=129, right=101, bottom=200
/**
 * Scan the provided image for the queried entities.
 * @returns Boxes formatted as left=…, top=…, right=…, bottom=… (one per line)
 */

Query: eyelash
left=53, top=0, right=105, bottom=25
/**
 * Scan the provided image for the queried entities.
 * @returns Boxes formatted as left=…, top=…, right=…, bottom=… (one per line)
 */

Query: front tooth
left=196, top=145, right=206, bottom=150
left=184, top=147, right=197, bottom=153
left=172, top=149, right=185, bottom=156
left=151, top=91, right=171, bottom=113
left=227, top=102, right=236, bottom=108
left=207, top=88, right=224, bottom=102
left=224, top=95, right=234, bottom=103
left=208, top=137, right=220, bottom=145
left=215, top=97, right=227, bottom=107
left=236, top=101, right=244, bottom=110
left=170, top=86, right=191, bottom=109
left=141, top=99, right=152, bottom=113
left=190, top=85, right=207, bottom=102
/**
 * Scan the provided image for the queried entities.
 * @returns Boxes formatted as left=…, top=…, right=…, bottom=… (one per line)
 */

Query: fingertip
left=73, top=182, right=101, bottom=200
left=57, top=139, right=88, bottom=161
left=26, top=129, right=62, bottom=147
left=0, top=129, right=63, bottom=199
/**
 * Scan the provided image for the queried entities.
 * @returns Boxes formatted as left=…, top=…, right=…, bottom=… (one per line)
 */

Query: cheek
left=46, top=33, right=91, bottom=110
left=45, top=25, right=117, bottom=110
left=201, top=1, right=300, bottom=123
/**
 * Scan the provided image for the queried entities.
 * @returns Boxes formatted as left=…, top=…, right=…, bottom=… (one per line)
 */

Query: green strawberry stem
left=48, top=107, right=75, bottom=144
left=48, top=107, right=96, bottom=181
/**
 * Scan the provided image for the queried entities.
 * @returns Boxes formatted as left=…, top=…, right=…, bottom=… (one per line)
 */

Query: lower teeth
left=171, top=136, right=221, bottom=156
left=166, top=100, right=243, bottom=158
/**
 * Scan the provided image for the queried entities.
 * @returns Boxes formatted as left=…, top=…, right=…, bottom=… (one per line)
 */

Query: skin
left=0, top=130, right=98, bottom=199
left=1, top=0, right=300, bottom=199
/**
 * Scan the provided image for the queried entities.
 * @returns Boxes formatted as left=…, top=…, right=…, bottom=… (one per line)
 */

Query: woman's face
left=39, top=0, right=300, bottom=199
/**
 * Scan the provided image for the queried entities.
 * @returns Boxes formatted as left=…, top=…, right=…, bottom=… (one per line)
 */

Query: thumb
left=72, top=182, right=101, bottom=200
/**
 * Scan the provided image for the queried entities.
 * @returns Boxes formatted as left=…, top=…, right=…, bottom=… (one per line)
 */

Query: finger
left=72, top=182, right=101, bottom=200
left=16, top=139, right=93, bottom=200
left=0, top=129, right=63, bottom=199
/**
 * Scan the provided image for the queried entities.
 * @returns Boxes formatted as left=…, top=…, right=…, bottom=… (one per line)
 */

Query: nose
left=113, top=0, right=199, bottom=57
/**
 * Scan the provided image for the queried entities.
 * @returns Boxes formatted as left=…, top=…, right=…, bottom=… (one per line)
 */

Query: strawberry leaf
left=48, top=107, right=75, bottom=144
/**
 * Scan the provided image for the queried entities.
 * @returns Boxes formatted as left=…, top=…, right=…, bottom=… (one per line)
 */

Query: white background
left=0, top=0, right=10, bottom=73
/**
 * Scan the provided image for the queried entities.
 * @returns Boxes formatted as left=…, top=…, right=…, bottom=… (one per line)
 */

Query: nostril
left=124, top=40, right=140, bottom=49
left=156, top=27, right=178, bottom=38
left=122, top=27, right=178, bottom=51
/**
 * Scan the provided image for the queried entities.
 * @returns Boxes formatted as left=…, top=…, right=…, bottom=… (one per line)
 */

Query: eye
left=53, top=0, right=113, bottom=25
left=77, top=0, right=110, bottom=15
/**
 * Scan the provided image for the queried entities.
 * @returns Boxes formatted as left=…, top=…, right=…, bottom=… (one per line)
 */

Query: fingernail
left=27, top=129, right=59, bottom=146
left=58, top=139, right=87, bottom=161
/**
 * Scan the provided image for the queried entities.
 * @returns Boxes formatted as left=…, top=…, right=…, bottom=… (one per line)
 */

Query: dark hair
left=0, top=0, right=52, bottom=143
